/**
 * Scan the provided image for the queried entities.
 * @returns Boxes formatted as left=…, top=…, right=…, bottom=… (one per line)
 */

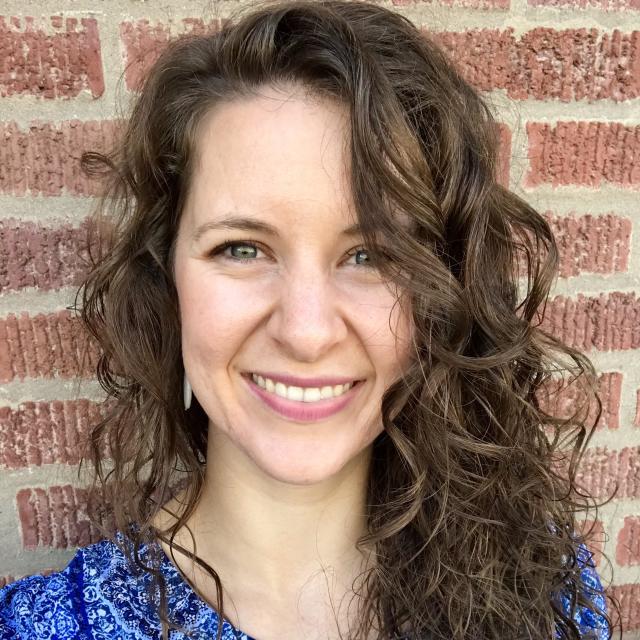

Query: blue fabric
left=0, top=532, right=609, bottom=639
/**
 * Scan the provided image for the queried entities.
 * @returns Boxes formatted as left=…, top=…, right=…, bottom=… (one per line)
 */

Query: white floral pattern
left=0, top=531, right=608, bottom=639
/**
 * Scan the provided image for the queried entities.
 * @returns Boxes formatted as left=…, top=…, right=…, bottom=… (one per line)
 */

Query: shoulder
left=0, top=536, right=156, bottom=640
left=556, top=543, right=610, bottom=640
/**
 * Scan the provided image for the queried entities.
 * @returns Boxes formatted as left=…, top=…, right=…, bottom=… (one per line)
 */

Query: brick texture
left=433, top=28, right=640, bottom=102
left=616, top=516, right=640, bottom=566
left=527, top=122, right=640, bottom=188
left=17, top=485, right=114, bottom=550
left=542, top=293, right=640, bottom=352
left=538, top=371, right=622, bottom=430
left=530, top=0, right=640, bottom=10
left=0, top=120, right=120, bottom=196
left=609, top=583, right=640, bottom=631
left=0, top=16, right=104, bottom=99
left=1, top=2, right=638, bottom=629
left=544, top=213, right=631, bottom=278
left=0, top=219, right=93, bottom=292
left=576, top=518, right=605, bottom=566
left=573, top=447, right=640, bottom=500
left=120, top=18, right=224, bottom=91
left=0, top=311, right=99, bottom=383
left=0, top=399, right=106, bottom=468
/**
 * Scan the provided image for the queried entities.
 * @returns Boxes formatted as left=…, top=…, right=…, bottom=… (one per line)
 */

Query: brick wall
left=0, top=0, right=638, bottom=635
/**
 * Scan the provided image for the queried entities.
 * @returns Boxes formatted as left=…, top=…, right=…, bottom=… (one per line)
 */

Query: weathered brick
left=0, top=218, right=94, bottom=292
left=0, top=399, right=107, bottom=468
left=544, top=213, right=631, bottom=278
left=496, top=123, right=511, bottom=187
left=0, top=16, right=104, bottom=99
left=0, top=575, right=15, bottom=588
left=573, top=447, right=640, bottom=500
left=17, top=485, right=113, bottom=550
left=0, top=120, right=120, bottom=196
left=530, top=0, right=640, bottom=10
left=576, top=518, right=605, bottom=566
left=527, top=122, right=640, bottom=188
left=542, top=293, right=640, bottom=352
left=0, top=311, right=99, bottom=383
left=394, top=0, right=510, bottom=8
left=608, top=583, right=640, bottom=630
left=538, top=372, right=621, bottom=430
left=433, top=29, right=640, bottom=102
left=616, top=516, right=640, bottom=566
left=120, top=18, right=224, bottom=91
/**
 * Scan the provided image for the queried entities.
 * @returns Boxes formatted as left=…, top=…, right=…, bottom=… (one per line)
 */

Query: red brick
left=0, top=399, right=107, bottom=468
left=576, top=519, right=605, bottom=566
left=0, top=120, right=120, bottom=196
left=530, top=0, right=640, bottom=10
left=542, top=293, right=640, bottom=352
left=0, top=218, right=94, bottom=292
left=0, top=311, right=99, bottom=383
left=616, top=516, right=640, bottom=566
left=0, top=575, right=15, bottom=588
left=527, top=122, right=640, bottom=188
left=394, top=0, right=509, bottom=8
left=496, top=123, right=511, bottom=187
left=608, top=583, right=640, bottom=630
left=538, top=371, right=621, bottom=430
left=120, top=18, right=224, bottom=91
left=544, top=213, right=631, bottom=278
left=17, top=485, right=113, bottom=550
left=573, top=446, right=640, bottom=500
left=0, top=16, right=103, bottom=99
left=433, top=28, right=640, bottom=102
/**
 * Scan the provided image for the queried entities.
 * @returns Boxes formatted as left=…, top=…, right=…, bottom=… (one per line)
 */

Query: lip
left=243, top=373, right=364, bottom=423
left=247, top=370, right=361, bottom=387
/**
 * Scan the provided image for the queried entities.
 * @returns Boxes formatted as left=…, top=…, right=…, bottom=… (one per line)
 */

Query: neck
left=154, top=426, right=375, bottom=604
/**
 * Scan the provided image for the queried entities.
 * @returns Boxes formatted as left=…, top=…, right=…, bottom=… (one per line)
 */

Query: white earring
left=183, top=374, right=192, bottom=410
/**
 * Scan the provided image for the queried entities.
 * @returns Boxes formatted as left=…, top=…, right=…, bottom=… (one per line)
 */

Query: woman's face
left=173, top=84, right=413, bottom=485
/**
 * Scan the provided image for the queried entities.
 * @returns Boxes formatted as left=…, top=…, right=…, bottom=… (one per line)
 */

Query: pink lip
left=243, top=374, right=364, bottom=423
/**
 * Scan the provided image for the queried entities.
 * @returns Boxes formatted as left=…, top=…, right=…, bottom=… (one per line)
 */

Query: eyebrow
left=191, top=215, right=364, bottom=243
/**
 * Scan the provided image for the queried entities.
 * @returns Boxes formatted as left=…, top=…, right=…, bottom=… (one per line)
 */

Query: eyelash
left=209, top=239, right=375, bottom=267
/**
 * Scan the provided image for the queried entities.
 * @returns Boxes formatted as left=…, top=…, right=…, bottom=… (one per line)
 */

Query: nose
left=265, top=267, right=348, bottom=362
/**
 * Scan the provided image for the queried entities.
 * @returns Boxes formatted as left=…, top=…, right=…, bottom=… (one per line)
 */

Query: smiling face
left=173, top=84, right=413, bottom=486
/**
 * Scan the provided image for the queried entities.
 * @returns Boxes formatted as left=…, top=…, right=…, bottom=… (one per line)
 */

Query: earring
left=183, top=374, right=192, bottom=410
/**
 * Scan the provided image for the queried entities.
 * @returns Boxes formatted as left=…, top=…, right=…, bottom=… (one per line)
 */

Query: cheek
left=176, top=267, right=269, bottom=347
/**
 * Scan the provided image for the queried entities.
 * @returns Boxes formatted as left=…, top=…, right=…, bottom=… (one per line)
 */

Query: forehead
left=183, top=84, right=414, bottom=237
left=184, top=86, right=354, bottom=224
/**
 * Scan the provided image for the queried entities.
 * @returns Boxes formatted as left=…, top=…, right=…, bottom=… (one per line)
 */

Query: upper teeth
left=251, top=373, right=355, bottom=402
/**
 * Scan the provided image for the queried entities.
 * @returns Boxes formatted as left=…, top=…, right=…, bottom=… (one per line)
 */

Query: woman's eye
left=348, top=247, right=373, bottom=267
left=210, top=241, right=263, bottom=263
left=209, top=241, right=377, bottom=268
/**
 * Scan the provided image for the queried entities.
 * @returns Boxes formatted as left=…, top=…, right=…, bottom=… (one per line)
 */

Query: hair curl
left=77, top=1, right=620, bottom=638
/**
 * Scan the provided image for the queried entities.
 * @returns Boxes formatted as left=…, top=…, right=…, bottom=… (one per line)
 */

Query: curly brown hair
left=77, top=1, right=620, bottom=638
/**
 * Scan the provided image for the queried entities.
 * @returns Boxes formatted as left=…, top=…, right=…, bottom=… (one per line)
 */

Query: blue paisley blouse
left=0, top=530, right=609, bottom=640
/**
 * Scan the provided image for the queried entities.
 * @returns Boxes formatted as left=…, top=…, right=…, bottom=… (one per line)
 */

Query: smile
left=250, top=372, right=356, bottom=402
left=243, top=373, right=364, bottom=423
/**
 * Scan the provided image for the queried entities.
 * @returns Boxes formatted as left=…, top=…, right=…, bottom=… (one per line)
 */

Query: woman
left=0, top=1, right=615, bottom=639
